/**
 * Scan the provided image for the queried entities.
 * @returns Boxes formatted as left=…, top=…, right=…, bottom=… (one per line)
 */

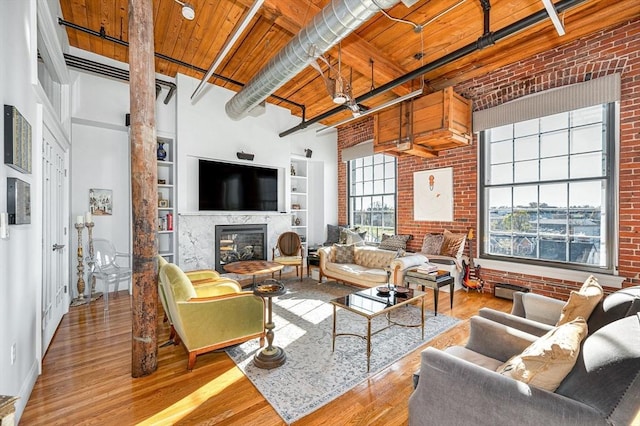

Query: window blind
left=473, top=73, right=621, bottom=132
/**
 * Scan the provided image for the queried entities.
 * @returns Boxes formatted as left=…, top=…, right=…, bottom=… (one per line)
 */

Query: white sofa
left=318, top=245, right=427, bottom=288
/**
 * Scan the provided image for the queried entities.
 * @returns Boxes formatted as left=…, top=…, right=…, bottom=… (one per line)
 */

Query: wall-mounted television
left=199, top=159, right=278, bottom=211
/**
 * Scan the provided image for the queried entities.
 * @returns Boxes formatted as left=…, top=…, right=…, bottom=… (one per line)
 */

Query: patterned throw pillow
left=334, top=244, right=355, bottom=264
left=439, top=229, right=466, bottom=258
left=421, top=234, right=444, bottom=255
left=379, top=234, right=411, bottom=251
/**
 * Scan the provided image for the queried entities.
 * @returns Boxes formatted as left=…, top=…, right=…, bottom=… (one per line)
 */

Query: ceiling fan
left=308, top=46, right=363, bottom=117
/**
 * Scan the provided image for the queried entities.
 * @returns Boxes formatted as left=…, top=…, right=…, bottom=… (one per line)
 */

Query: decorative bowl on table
left=256, top=283, right=282, bottom=293
left=394, top=286, right=410, bottom=297
left=376, top=286, right=391, bottom=296
left=254, top=279, right=286, bottom=297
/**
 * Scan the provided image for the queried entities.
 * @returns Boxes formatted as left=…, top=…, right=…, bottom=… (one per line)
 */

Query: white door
left=42, top=127, right=68, bottom=353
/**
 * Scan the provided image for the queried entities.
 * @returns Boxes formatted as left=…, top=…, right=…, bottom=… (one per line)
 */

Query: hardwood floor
left=21, top=278, right=511, bottom=425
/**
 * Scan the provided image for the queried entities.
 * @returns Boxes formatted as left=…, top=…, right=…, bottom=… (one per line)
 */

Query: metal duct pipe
left=279, top=0, right=587, bottom=137
left=63, top=53, right=178, bottom=104
left=225, top=0, right=401, bottom=121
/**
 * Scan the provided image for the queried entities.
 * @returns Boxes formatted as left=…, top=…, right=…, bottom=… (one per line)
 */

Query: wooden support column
left=129, top=0, right=158, bottom=378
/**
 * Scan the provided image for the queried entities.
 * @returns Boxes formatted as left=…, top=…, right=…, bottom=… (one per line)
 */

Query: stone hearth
left=178, top=212, right=291, bottom=273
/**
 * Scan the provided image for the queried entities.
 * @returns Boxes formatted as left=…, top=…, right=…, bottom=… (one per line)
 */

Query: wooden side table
left=404, top=269, right=455, bottom=316
left=307, top=247, right=320, bottom=277
left=253, top=279, right=287, bottom=369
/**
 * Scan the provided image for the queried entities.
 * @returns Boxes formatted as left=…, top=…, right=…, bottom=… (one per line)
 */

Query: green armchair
left=156, top=256, right=246, bottom=344
left=159, top=262, right=266, bottom=370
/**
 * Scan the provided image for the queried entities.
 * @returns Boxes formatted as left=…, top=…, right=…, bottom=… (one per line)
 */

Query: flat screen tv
left=199, top=159, right=278, bottom=211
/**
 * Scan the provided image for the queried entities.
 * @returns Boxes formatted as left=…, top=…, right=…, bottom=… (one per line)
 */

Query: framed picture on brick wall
left=414, top=167, right=454, bottom=222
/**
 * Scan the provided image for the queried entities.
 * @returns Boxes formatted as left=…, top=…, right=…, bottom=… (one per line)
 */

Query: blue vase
left=157, top=142, right=167, bottom=161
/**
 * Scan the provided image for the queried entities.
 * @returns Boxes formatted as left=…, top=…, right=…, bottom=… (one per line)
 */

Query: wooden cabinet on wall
left=373, top=87, right=472, bottom=158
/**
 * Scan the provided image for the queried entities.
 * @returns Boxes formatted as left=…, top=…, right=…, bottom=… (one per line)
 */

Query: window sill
left=476, top=258, right=624, bottom=289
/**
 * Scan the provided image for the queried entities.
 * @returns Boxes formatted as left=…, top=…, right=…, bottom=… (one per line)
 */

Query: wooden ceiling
left=59, top=0, right=639, bottom=128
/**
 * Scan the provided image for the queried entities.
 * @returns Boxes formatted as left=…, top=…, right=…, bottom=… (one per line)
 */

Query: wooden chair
left=272, top=231, right=304, bottom=281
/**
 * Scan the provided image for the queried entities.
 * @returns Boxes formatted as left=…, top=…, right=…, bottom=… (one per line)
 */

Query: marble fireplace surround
left=178, top=212, right=292, bottom=277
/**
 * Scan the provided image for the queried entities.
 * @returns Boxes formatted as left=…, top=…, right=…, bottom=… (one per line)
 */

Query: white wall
left=0, top=0, right=43, bottom=418
left=176, top=73, right=338, bottom=246
left=69, top=61, right=177, bottom=294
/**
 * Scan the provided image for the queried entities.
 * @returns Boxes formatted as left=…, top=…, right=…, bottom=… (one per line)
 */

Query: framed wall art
left=7, top=177, right=31, bottom=224
left=414, top=167, right=454, bottom=222
left=89, top=188, right=113, bottom=216
left=4, top=104, right=32, bottom=174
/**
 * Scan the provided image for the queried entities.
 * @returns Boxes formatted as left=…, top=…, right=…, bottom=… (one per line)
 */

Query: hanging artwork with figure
left=414, top=167, right=454, bottom=222
left=89, top=188, right=113, bottom=216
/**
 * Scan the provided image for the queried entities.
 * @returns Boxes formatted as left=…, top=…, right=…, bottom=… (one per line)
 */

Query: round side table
left=253, top=279, right=287, bottom=369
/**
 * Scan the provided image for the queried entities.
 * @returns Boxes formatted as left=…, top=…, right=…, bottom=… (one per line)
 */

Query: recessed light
left=174, top=0, right=195, bottom=20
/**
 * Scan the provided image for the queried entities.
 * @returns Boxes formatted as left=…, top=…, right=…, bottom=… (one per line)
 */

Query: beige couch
left=318, top=245, right=427, bottom=288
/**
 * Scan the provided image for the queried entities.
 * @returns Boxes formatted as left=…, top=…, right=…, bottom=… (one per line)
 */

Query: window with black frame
left=480, top=103, right=615, bottom=271
left=348, top=154, right=397, bottom=243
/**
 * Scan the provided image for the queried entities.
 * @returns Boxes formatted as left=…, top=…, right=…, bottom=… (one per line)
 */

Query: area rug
left=226, top=279, right=460, bottom=424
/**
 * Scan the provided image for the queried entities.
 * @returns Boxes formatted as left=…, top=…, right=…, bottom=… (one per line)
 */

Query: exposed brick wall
left=336, top=17, right=640, bottom=297
left=336, top=116, right=375, bottom=225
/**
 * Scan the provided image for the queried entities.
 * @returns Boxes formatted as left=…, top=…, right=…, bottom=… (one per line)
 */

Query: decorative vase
left=157, top=142, right=167, bottom=161
left=294, top=217, right=301, bottom=226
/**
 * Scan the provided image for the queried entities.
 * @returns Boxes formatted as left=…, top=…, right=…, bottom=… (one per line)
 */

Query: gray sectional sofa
left=409, top=286, right=640, bottom=425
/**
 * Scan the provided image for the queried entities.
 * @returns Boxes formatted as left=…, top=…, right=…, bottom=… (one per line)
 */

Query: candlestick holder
left=70, top=223, right=88, bottom=307
left=85, top=221, right=102, bottom=301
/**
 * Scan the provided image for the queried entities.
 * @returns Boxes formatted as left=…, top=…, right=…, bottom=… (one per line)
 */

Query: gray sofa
left=408, top=313, right=640, bottom=425
left=479, top=286, right=640, bottom=337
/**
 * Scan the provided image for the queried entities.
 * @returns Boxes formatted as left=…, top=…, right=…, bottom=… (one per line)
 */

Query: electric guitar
left=462, top=231, right=483, bottom=292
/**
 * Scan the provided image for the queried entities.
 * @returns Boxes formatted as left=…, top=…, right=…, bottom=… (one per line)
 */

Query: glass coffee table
left=330, top=286, right=427, bottom=372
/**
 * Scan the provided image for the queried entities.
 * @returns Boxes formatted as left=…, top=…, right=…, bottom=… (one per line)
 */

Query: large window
left=480, top=104, right=615, bottom=271
left=348, top=154, right=397, bottom=242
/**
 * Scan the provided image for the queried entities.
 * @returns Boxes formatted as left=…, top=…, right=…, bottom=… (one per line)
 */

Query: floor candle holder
left=85, top=221, right=102, bottom=301
left=70, top=223, right=88, bottom=306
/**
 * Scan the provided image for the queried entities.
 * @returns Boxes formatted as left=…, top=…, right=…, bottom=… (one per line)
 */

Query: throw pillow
left=334, top=244, right=355, bottom=264
left=340, top=228, right=366, bottom=246
left=556, top=275, right=604, bottom=326
left=496, top=317, right=588, bottom=392
left=439, top=229, right=466, bottom=258
left=379, top=234, right=411, bottom=251
left=421, top=233, right=444, bottom=255
left=326, top=224, right=342, bottom=245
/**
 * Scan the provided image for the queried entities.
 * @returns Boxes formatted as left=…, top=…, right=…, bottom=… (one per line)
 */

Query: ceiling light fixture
left=174, top=0, right=195, bottom=21
left=316, top=88, right=423, bottom=136
left=541, top=0, right=565, bottom=36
